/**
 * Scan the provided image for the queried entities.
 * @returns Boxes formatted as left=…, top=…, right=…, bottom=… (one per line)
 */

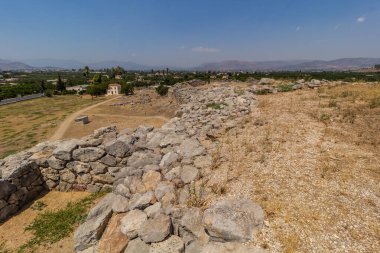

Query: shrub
left=122, top=83, right=134, bottom=95
left=156, top=84, right=169, bottom=96
left=44, top=89, right=53, bottom=97
left=278, top=84, right=293, bottom=92
left=206, top=102, right=227, bottom=110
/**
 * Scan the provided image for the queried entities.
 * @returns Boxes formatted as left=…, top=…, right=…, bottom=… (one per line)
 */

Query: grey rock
left=92, top=173, right=115, bottom=185
left=143, top=164, right=160, bottom=173
left=52, top=140, right=79, bottom=160
left=203, top=198, right=264, bottom=242
left=178, top=139, right=205, bottom=159
left=74, top=206, right=112, bottom=252
left=112, top=194, right=130, bottom=213
left=129, top=191, right=155, bottom=210
left=105, top=139, right=131, bottom=158
left=67, top=161, right=91, bottom=174
left=0, top=200, right=7, bottom=210
left=87, top=184, right=101, bottom=193
left=87, top=193, right=114, bottom=220
left=77, top=174, right=92, bottom=185
left=142, top=170, right=162, bottom=191
left=73, top=147, right=105, bottom=162
left=100, top=155, right=117, bottom=166
left=48, top=156, right=66, bottom=170
left=93, top=125, right=117, bottom=138
left=89, top=162, right=107, bottom=174
left=159, top=152, right=179, bottom=169
left=45, top=179, right=57, bottom=189
left=155, top=181, right=176, bottom=201
left=1, top=153, right=38, bottom=180
left=127, top=151, right=161, bottom=169
left=181, top=208, right=208, bottom=240
left=144, top=202, right=162, bottom=218
left=164, top=166, right=181, bottom=181
left=124, top=238, right=150, bottom=253
left=139, top=214, right=172, bottom=243
left=120, top=209, right=147, bottom=239
left=0, top=180, right=17, bottom=199
left=0, top=204, right=18, bottom=221
left=150, top=235, right=184, bottom=253
left=60, top=171, right=76, bottom=184
left=114, top=183, right=131, bottom=198
left=180, top=166, right=199, bottom=184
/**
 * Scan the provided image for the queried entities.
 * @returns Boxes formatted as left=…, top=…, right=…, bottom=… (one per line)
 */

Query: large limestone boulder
left=178, top=139, right=205, bottom=160
left=98, top=213, right=129, bottom=253
left=72, top=147, right=105, bottom=162
left=52, top=140, right=79, bottom=161
left=124, top=238, right=150, bottom=253
left=120, top=209, right=147, bottom=239
left=104, top=139, right=131, bottom=158
left=74, top=203, right=113, bottom=252
left=150, top=235, right=184, bottom=253
left=138, top=214, right=172, bottom=243
left=127, top=151, right=161, bottom=169
left=202, top=198, right=264, bottom=242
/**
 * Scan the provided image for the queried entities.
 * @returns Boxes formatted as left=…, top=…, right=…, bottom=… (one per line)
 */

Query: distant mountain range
left=0, top=59, right=32, bottom=70
left=1, top=57, right=380, bottom=71
left=194, top=58, right=380, bottom=71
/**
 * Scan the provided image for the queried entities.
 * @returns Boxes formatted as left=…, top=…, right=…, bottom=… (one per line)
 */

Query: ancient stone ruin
left=0, top=83, right=268, bottom=252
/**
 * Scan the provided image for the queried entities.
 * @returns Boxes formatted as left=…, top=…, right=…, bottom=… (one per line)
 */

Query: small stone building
left=106, top=83, right=121, bottom=96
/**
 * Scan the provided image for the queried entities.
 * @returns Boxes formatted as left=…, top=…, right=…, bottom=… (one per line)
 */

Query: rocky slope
left=0, top=82, right=268, bottom=252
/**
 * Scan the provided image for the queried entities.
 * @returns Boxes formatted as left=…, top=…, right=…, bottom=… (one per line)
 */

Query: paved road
left=49, top=96, right=121, bottom=141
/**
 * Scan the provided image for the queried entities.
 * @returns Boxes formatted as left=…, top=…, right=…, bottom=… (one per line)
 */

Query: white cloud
left=192, top=46, right=220, bottom=53
left=357, top=16, right=366, bottom=23
left=296, top=26, right=301, bottom=31
left=179, top=45, right=186, bottom=49
left=334, top=24, right=341, bottom=30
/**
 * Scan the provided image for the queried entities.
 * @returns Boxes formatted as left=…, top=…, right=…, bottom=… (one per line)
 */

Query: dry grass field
left=60, top=88, right=176, bottom=139
left=207, top=83, right=380, bottom=252
left=0, top=95, right=106, bottom=159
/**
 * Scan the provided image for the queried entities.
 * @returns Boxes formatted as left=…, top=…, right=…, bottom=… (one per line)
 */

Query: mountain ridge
left=1, top=57, right=380, bottom=71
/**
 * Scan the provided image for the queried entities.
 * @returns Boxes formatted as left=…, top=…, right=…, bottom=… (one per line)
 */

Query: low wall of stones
left=1, top=83, right=266, bottom=253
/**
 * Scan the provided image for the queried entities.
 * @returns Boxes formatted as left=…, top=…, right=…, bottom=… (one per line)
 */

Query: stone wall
left=1, top=83, right=266, bottom=252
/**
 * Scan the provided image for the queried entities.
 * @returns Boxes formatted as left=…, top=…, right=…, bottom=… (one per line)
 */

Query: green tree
left=92, top=73, right=102, bottom=84
left=375, top=64, right=380, bottom=70
left=56, top=75, right=66, bottom=92
left=122, top=83, right=134, bottom=95
left=83, top=66, right=90, bottom=79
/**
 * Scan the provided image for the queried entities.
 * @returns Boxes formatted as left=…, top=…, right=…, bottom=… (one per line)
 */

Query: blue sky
left=0, top=0, right=379, bottom=67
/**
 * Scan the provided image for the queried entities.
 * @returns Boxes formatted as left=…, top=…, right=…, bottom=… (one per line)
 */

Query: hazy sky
left=1, top=0, right=380, bottom=67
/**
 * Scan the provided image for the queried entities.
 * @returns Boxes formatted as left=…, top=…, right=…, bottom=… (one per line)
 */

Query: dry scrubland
left=208, top=83, right=380, bottom=252
left=0, top=96, right=106, bottom=159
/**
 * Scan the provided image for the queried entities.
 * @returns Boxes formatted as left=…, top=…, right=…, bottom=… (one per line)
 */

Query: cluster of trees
left=375, top=64, right=380, bottom=70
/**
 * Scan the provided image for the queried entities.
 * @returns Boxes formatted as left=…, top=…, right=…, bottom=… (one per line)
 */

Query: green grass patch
left=206, top=102, right=227, bottom=110
left=18, top=191, right=108, bottom=253
left=277, top=84, right=293, bottom=92
left=0, top=149, right=17, bottom=159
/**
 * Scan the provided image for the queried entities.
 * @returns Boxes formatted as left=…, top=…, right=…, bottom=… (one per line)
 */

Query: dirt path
left=49, top=96, right=121, bottom=141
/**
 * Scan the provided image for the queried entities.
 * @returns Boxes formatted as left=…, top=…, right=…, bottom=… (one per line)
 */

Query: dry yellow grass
left=205, top=83, right=380, bottom=252
left=0, top=95, right=105, bottom=158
